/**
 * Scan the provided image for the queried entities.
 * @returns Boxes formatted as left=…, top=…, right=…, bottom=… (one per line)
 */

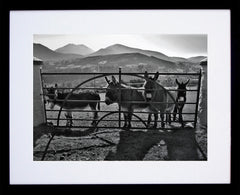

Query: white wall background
left=10, top=10, right=230, bottom=184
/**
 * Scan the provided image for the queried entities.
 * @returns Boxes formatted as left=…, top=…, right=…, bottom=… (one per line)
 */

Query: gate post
left=33, top=57, right=45, bottom=127
left=118, top=68, right=122, bottom=128
left=194, top=69, right=202, bottom=128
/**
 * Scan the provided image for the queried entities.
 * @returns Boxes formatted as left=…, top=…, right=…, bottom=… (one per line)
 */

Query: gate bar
left=44, top=99, right=197, bottom=104
left=45, top=109, right=196, bottom=114
left=41, top=72, right=200, bottom=76
left=46, top=118, right=196, bottom=123
left=42, top=87, right=199, bottom=92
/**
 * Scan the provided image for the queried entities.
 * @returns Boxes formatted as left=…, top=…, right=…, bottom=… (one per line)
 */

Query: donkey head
left=104, top=76, right=121, bottom=105
left=175, top=79, right=190, bottom=103
left=143, top=71, right=159, bottom=101
left=45, top=83, right=59, bottom=109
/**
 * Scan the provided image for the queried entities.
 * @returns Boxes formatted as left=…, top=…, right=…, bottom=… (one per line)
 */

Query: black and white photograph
left=33, top=34, right=207, bottom=161
left=10, top=10, right=231, bottom=184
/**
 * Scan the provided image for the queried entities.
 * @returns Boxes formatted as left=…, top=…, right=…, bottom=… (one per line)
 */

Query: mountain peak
left=33, top=43, right=83, bottom=61
left=55, top=44, right=94, bottom=55
left=110, top=43, right=127, bottom=47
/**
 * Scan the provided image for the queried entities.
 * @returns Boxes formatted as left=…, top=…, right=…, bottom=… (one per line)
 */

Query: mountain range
left=33, top=43, right=206, bottom=65
left=89, top=44, right=177, bottom=63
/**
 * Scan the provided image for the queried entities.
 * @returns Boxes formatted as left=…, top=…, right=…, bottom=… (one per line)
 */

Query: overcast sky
left=34, top=34, right=207, bottom=58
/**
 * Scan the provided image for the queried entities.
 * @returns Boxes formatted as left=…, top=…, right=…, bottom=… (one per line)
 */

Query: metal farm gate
left=39, top=68, right=202, bottom=160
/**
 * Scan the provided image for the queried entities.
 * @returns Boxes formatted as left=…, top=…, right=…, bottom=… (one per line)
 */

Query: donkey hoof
left=152, top=125, right=157, bottom=129
left=146, top=124, right=151, bottom=129
left=149, top=124, right=157, bottom=129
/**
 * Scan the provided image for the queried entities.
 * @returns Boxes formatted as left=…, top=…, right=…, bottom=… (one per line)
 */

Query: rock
left=185, top=123, right=194, bottom=128
left=59, top=155, right=65, bottom=160
left=143, top=141, right=168, bottom=160
left=159, top=140, right=166, bottom=146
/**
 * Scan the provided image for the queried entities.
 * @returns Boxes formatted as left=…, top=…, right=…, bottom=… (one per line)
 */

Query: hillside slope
left=33, top=43, right=83, bottom=61
left=90, top=44, right=176, bottom=63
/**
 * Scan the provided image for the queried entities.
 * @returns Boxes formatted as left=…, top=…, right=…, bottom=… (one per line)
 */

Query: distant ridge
left=90, top=44, right=176, bottom=63
left=56, top=52, right=176, bottom=72
left=55, top=43, right=94, bottom=56
left=187, top=56, right=207, bottom=63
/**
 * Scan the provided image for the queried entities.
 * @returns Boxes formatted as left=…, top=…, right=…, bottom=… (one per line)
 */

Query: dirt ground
left=34, top=125, right=206, bottom=161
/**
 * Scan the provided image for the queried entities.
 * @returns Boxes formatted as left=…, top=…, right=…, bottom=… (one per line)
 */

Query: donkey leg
left=165, top=113, right=169, bottom=124
left=123, top=113, right=128, bottom=128
left=91, top=111, right=98, bottom=126
left=127, top=111, right=133, bottom=129
left=160, top=113, right=165, bottom=128
left=173, top=105, right=178, bottom=122
left=178, top=107, right=185, bottom=127
left=89, top=102, right=98, bottom=125
left=147, top=113, right=152, bottom=128
left=69, top=112, right=73, bottom=127
left=153, top=113, right=158, bottom=128
left=65, top=113, right=70, bottom=127
left=169, top=113, right=172, bottom=124
left=65, top=111, right=73, bottom=127
left=90, top=105, right=98, bottom=126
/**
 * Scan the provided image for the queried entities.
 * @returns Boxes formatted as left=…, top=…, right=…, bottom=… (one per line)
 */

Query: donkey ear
left=154, top=72, right=159, bottom=80
left=112, top=76, right=117, bottom=84
left=144, top=71, right=148, bottom=78
left=105, top=76, right=110, bottom=84
left=184, top=79, right=190, bottom=85
left=55, top=83, right=58, bottom=88
left=176, top=79, right=180, bottom=85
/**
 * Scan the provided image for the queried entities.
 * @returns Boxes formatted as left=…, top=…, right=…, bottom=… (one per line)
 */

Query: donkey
left=45, top=84, right=100, bottom=127
left=172, top=79, right=189, bottom=126
left=144, top=72, right=190, bottom=128
left=143, top=71, right=176, bottom=128
left=104, top=75, right=162, bottom=129
left=105, top=76, right=148, bottom=128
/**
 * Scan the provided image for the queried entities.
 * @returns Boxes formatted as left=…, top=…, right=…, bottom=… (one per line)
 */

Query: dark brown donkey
left=45, top=84, right=100, bottom=127
left=172, top=79, right=189, bottom=127
left=143, top=71, right=176, bottom=128
left=144, top=72, right=190, bottom=128
left=104, top=75, right=162, bottom=129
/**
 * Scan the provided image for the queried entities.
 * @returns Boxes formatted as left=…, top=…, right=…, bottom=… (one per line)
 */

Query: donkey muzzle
left=105, top=97, right=112, bottom=105
left=145, top=93, right=152, bottom=101
left=49, top=101, right=56, bottom=109
left=178, top=97, right=185, bottom=103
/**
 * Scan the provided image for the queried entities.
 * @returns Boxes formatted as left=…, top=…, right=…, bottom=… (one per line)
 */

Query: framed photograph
left=9, top=10, right=231, bottom=184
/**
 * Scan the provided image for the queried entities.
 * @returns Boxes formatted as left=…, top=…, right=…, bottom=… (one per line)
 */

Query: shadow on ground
left=34, top=123, right=204, bottom=161
left=105, top=128, right=200, bottom=160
